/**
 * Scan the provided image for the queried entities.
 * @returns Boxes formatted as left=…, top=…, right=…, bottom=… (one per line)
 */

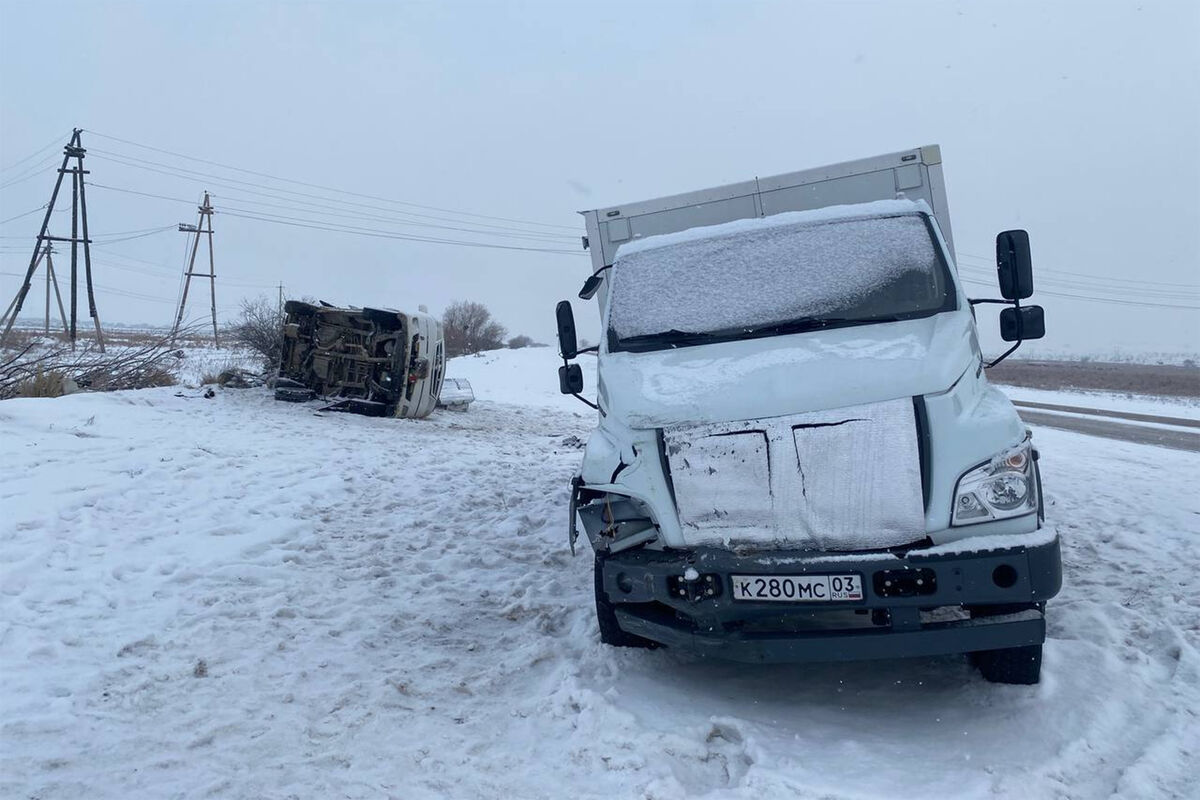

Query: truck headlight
left=951, top=439, right=1037, bottom=525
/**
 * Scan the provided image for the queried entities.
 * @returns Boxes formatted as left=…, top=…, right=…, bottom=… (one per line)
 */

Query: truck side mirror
left=559, top=363, right=584, bottom=394
left=1000, top=305, right=1045, bottom=342
left=996, top=230, right=1033, bottom=300
left=579, top=273, right=603, bottom=300
left=556, top=300, right=578, bottom=359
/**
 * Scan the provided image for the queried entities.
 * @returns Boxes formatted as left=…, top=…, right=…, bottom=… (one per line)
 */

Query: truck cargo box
left=580, top=145, right=953, bottom=273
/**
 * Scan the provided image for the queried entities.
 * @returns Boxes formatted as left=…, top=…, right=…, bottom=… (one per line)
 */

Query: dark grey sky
left=1, top=0, right=1197, bottom=356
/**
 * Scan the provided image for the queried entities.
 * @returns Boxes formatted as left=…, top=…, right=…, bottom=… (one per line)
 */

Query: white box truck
left=554, top=145, right=1058, bottom=684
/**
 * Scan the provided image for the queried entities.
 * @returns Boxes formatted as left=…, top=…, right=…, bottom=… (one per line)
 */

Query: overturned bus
left=275, top=301, right=445, bottom=419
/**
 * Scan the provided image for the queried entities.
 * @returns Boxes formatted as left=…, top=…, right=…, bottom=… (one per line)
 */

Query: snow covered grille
left=662, top=399, right=926, bottom=550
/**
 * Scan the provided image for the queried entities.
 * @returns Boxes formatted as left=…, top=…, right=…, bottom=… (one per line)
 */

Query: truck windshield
left=607, top=213, right=956, bottom=352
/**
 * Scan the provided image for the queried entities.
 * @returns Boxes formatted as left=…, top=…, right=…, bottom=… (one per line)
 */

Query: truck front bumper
left=599, top=534, right=1062, bottom=664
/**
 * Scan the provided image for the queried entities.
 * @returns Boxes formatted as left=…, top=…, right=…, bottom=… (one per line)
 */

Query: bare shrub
left=0, top=327, right=188, bottom=400
left=198, top=359, right=247, bottom=386
left=507, top=334, right=534, bottom=349
left=225, top=295, right=284, bottom=370
left=81, top=363, right=177, bottom=392
left=443, top=301, right=507, bottom=357
left=15, top=367, right=69, bottom=398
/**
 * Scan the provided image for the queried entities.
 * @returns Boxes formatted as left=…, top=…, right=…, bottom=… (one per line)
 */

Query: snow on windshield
left=608, top=211, right=943, bottom=341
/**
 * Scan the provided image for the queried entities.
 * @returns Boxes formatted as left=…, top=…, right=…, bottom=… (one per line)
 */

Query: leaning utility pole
left=172, top=191, right=218, bottom=343
left=42, top=243, right=69, bottom=335
left=0, top=129, right=105, bottom=351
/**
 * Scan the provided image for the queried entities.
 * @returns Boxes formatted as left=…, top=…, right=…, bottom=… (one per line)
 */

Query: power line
left=216, top=199, right=576, bottom=243
left=214, top=193, right=577, bottom=242
left=0, top=206, right=47, bottom=226
left=0, top=270, right=162, bottom=301
left=88, top=226, right=177, bottom=245
left=92, top=224, right=178, bottom=238
left=0, top=223, right=176, bottom=242
left=220, top=208, right=586, bottom=255
left=0, top=154, right=61, bottom=190
left=88, top=178, right=585, bottom=253
left=66, top=128, right=1191, bottom=305
left=85, top=130, right=579, bottom=231
left=86, top=149, right=577, bottom=241
left=0, top=131, right=71, bottom=173
left=957, top=251, right=1198, bottom=291
left=86, top=178, right=584, bottom=254
left=958, top=276, right=1199, bottom=310
left=0, top=269, right=268, bottom=305
left=88, top=181, right=199, bottom=206
left=86, top=248, right=188, bottom=271
left=956, top=263, right=1200, bottom=301
left=94, top=260, right=275, bottom=289
left=77, top=248, right=280, bottom=292
left=82, top=249, right=278, bottom=290
left=88, top=159, right=579, bottom=244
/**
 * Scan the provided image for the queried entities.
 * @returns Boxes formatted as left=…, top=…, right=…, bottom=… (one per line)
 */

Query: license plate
left=731, top=574, right=863, bottom=602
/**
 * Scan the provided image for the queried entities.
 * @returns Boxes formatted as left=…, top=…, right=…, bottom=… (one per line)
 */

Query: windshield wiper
left=742, top=315, right=906, bottom=337
left=619, top=315, right=911, bottom=351
left=619, top=329, right=723, bottom=348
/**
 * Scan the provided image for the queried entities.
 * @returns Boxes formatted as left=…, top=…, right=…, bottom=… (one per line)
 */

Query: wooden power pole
left=172, top=192, right=218, bottom=343
left=42, top=243, right=69, bottom=335
left=0, top=129, right=105, bottom=351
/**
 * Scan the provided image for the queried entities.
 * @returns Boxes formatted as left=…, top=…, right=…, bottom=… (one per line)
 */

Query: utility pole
left=278, top=283, right=284, bottom=317
left=0, top=129, right=105, bottom=351
left=41, top=243, right=68, bottom=336
left=172, top=191, right=218, bottom=343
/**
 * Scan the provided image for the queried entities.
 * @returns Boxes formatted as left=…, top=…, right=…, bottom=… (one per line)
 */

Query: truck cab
left=555, top=146, right=1059, bottom=684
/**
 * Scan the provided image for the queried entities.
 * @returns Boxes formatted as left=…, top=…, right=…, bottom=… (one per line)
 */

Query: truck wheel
left=594, top=557, right=658, bottom=649
left=967, top=603, right=1044, bottom=684
left=973, top=644, right=1043, bottom=685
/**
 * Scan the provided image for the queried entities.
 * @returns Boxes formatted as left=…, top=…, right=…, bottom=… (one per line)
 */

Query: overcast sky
left=1, top=0, right=1197, bottom=357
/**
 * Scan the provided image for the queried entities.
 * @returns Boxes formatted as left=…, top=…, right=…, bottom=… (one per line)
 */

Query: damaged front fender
left=578, top=497, right=659, bottom=554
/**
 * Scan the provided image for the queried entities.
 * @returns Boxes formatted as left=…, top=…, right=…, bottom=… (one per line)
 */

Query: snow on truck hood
left=599, top=311, right=977, bottom=429
left=663, top=398, right=927, bottom=550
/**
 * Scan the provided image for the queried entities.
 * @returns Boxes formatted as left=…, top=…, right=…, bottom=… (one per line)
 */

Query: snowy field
left=2, top=348, right=1198, bottom=799
left=996, top=383, right=1199, bottom=421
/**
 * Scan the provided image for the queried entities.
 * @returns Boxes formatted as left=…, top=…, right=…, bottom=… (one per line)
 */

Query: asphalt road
left=1013, top=399, right=1200, bottom=429
left=1014, top=402, right=1200, bottom=453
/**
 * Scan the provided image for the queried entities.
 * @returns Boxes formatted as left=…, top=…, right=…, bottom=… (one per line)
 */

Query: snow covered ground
left=2, top=348, right=1197, bottom=799
left=173, top=343, right=261, bottom=387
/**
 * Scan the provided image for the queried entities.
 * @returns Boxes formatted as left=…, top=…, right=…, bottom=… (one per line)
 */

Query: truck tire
left=968, top=603, right=1044, bottom=684
left=973, top=644, right=1043, bottom=685
left=594, top=556, right=658, bottom=649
